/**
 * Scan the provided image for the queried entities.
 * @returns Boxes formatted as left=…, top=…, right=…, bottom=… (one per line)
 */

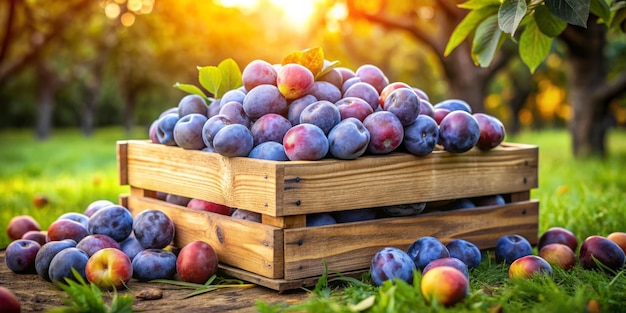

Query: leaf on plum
left=282, top=47, right=325, bottom=77
left=173, top=82, right=208, bottom=99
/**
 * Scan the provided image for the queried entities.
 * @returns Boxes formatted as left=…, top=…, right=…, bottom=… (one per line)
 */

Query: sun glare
left=218, top=0, right=321, bottom=30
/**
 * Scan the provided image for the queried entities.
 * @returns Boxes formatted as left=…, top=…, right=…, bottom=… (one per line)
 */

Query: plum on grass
left=420, top=265, right=469, bottom=307
left=87, top=205, right=134, bottom=242
left=422, top=257, right=469, bottom=279
left=370, top=247, right=416, bottom=286
left=495, top=234, right=533, bottom=264
left=403, top=115, right=439, bottom=156
left=5, top=239, right=41, bottom=274
left=132, top=249, right=177, bottom=281
left=539, top=243, right=576, bottom=271
left=508, top=255, right=553, bottom=279
left=35, top=239, right=77, bottom=281
left=327, top=117, right=370, bottom=160
left=438, top=110, right=480, bottom=153
left=579, top=235, right=625, bottom=271
left=446, top=239, right=482, bottom=269
left=133, top=209, right=175, bottom=249
left=283, top=123, right=329, bottom=161
left=363, top=111, right=404, bottom=155
left=212, top=124, right=254, bottom=157
left=6, top=215, right=40, bottom=241
left=407, top=236, right=450, bottom=270
left=538, top=227, right=578, bottom=252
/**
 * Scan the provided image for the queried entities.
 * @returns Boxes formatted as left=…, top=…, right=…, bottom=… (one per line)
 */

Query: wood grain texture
left=124, top=194, right=285, bottom=279
left=282, top=200, right=539, bottom=280
left=119, top=140, right=538, bottom=217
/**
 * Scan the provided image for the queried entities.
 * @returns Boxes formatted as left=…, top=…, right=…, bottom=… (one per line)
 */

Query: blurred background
left=1, top=0, right=625, bottom=145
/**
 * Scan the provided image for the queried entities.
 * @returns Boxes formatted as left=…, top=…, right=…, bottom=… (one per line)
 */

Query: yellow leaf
left=282, top=47, right=325, bottom=77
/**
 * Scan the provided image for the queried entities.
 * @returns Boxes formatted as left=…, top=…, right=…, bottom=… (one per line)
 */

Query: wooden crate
left=117, top=140, right=539, bottom=291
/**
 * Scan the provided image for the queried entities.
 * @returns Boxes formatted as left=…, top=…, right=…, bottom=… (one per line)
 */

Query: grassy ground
left=1, top=127, right=625, bottom=312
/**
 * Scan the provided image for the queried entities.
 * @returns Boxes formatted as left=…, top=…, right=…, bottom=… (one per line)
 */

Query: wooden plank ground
left=0, top=251, right=309, bottom=313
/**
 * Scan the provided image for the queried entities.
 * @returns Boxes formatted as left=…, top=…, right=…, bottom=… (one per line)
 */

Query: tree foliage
left=446, top=0, right=626, bottom=72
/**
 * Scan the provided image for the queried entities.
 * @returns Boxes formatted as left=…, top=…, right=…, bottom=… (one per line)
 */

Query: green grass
left=0, top=127, right=147, bottom=248
left=1, top=127, right=626, bottom=312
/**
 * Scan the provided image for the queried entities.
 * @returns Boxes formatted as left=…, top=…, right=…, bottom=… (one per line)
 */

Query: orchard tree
left=447, top=0, right=626, bottom=158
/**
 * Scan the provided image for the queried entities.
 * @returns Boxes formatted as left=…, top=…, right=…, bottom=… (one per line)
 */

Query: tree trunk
left=562, top=18, right=613, bottom=158
left=35, top=59, right=59, bottom=140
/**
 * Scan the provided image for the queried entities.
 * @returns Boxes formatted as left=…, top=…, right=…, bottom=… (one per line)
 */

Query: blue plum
left=212, top=124, right=254, bottom=157
left=202, top=114, right=232, bottom=147
left=5, top=239, right=41, bottom=274
left=248, top=141, right=289, bottom=161
left=403, top=115, right=439, bottom=156
left=287, top=94, right=317, bottom=126
left=446, top=239, right=482, bottom=269
left=35, top=239, right=77, bottom=281
left=363, top=111, right=404, bottom=155
left=370, top=247, right=416, bottom=286
left=173, top=113, right=208, bottom=150
left=177, top=94, right=207, bottom=117
left=433, top=99, right=472, bottom=113
left=283, top=123, right=329, bottom=161
left=332, top=208, right=377, bottom=223
left=133, top=210, right=175, bottom=249
left=218, top=101, right=250, bottom=128
left=242, top=84, right=288, bottom=119
left=119, top=235, right=145, bottom=261
left=308, top=81, right=342, bottom=103
left=327, top=118, right=370, bottom=160
left=407, top=236, right=450, bottom=270
left=438, top=110, right=480, bottom=153
left=131, top=249, right=177, bottom=281
left=48, top=247, right=89, bottom=282
left=299, top=100, right=341, bottom=135
left=250, top=113, right=292, bottom=146
left=157, top=113, right=180, bottom=146
left=87, top=205, right=134, bottom=242
left=306, top=213, right=337, bottom=227
left=495, top=234, right=533, bottom=264
left=57, top=212, right=90, bottom=229
left=383, top=88, right=420, bottom=126
left=76, top=234, right=121, bottom=257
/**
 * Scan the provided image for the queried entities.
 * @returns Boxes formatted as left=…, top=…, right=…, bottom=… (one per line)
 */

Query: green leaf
left=610, top=7, right=626, bottom=30
left=216, top=58, right=242, bottom=98
left=197, top=65, right=222, bottom=98
left=535, top=5, right=568, bottom=37
left=498, top=0, right=528, bottom=35
left=545, top=0, right=590, bottom=27
left=173, top=82, right=208, bottom=99
left=458, top=0, right=501, bottom=10
left=519, top=17, right=553, bottom=72
left=472, top=15, right=503, bottom=67
left=590, top=0, right=611, bottom=23
left=444, top=6, right=499, bottom=56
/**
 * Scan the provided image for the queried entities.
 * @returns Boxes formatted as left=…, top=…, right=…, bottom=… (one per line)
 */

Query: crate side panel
left=124, top=140, right=281, bottom=216
left=282, top=201, right=538, bottom=280
left=280, top=144, right=538, bottom=215
left=126, top=195, right=284, bottom=279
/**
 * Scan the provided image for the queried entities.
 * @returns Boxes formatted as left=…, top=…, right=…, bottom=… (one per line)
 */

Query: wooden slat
left=119, top=140, right=538, bottom=217
left=124, top=195, right=285, bottom=279
left=282, top=200, right=539, bottom=280
left=117, top=140, right=129, bottom=186
left=279, top=144, right=538, bottom=215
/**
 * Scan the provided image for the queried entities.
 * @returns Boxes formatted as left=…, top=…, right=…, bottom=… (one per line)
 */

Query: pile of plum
left=5, top=200, right=219, bottom=291
left=149, top=60, right=505, bottom=161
